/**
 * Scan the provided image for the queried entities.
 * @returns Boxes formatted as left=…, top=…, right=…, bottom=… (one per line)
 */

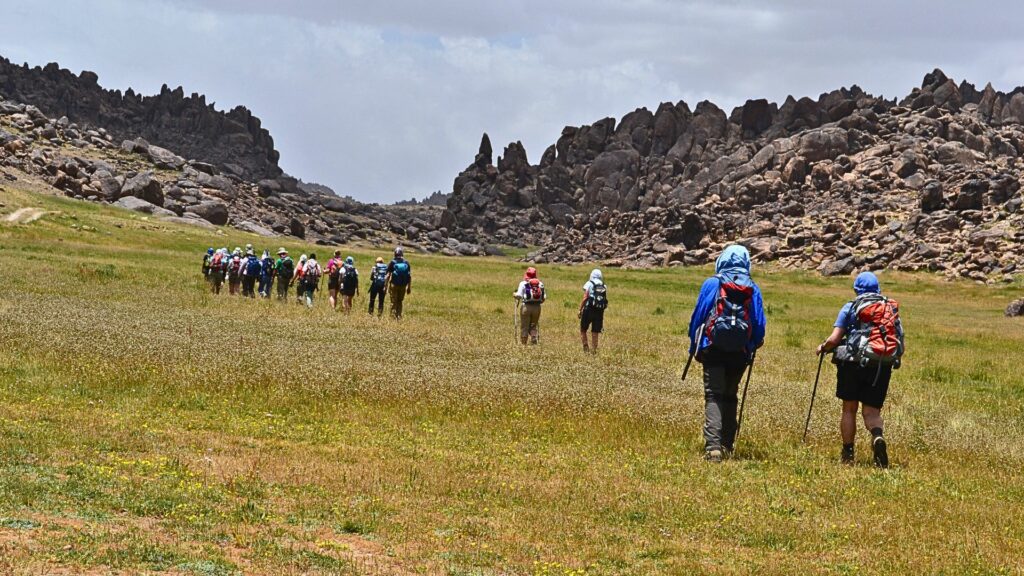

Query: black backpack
left=342, top=264, right=358, bottom=288
left=277, top=258, right=294, bottom=280
left=588, top=283, right=608, bottom=311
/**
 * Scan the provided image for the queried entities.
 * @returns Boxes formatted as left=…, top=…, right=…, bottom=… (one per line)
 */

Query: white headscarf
left=589, top=269, right=603, bottom=285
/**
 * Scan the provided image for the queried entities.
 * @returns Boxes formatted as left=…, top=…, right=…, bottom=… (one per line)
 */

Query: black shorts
left=339, top=288, right=356, bottom=297
left=328, top=276, right=340, bottom=290
left=580, top=308, right=604, bottom=333
left=835, top=362, right=892, bottom=408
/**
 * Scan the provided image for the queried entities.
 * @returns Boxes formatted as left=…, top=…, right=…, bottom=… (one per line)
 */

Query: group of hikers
left=201, top=244, right=413, bottom=318
left=199, top=241, right=905, bottom=468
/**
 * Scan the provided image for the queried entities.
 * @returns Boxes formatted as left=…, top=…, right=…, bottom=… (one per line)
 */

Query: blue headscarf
left=345, top=256, right=354, bottom=265
left=854, top=271, right=880, bottom=295
left=207, top=247, right=214, bottom=255
left=715, top=245, right=752, bottom=284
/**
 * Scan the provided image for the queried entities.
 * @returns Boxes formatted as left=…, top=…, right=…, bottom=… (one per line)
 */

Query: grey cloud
left=2, top=0, right=1023, bottom=202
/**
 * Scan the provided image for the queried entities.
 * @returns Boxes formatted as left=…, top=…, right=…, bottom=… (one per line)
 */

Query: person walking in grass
left=274, top=248, right=294, bottom=301
left=208, top=248, right=227, bottom=295
left=367, top=256, right=388, bottom=316
left=339, top=256, right=359, bottom=314
left=514, top=267, right=546, bottom=345
left=258, top=250, right=275, bottom=298
left=688, top=245, right=766, bottom=463
left=578, top=268, right=608, bottom=354
left=325, top=250, right=344, bottom=311
left=202, top=247, right=213, bottom=281
left=816, top=271, right=904, bottom=468
left=293, top=254, right=307, bottom=304
left=226, top=247, right=244, bottom=296
left=386, top=247, right=412, bottom=319
left=239, top=248, right=260, bottom=299
left=300, top=252, right=322, bottom=308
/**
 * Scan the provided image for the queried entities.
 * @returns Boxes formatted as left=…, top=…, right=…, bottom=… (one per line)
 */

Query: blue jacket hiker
left=687, top=245, right=767, bottom=462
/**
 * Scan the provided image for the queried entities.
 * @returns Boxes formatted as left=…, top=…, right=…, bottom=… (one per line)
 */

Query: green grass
left=0, top=183, right=1023, bottom=574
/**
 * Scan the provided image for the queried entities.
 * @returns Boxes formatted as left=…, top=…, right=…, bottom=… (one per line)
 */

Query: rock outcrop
left=442, top=70, right=1024, bottom=281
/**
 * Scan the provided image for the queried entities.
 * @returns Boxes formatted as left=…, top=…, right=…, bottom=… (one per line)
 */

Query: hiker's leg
left=580, top=330, right=589, bottom=351
left=520, top=306, right=532, bottom=345
left=861, top=404, right=883, bottom=433
left=841, top=400, right=858, bottom=444
left=703, top=363, right=727, bottom=452
left=328, top=288, right=336, bottom=310
left=591, top=332, right=600, bottom=352
left=720, top=362, right=745, bottom=451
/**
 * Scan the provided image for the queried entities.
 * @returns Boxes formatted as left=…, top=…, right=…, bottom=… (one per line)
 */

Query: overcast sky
left=2, top=1, right=1023, bottom=202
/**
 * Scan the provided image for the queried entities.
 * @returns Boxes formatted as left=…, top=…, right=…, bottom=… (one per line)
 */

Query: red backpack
left=847, top=294, right=904, bottom=367
left=210, top=252, right=225, bottom=272
left=227, top=256, right=242, bottom=280
left=523, top=278, right=545, bottom=302
left=703, top=274, right=754, bottom=353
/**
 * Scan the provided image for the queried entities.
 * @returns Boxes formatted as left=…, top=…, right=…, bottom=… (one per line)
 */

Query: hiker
left=240, top=248, right=260, bottom=298
left=300, top=252, right=322, bottom=308
left=514, top=267, right=546, bottom=345
left=687, top=245, right=766, bottom=462
left=386, top=247, right=412, bottom=319
left=273, top=248, right=294, bottom=301
left=339, top=256, right=359, bottom=313
left=578, top=268, right=608, bottom=353
left=208, top=248, right=227, bottom=295
left=226, top=247, right=244, bottom=295
left=294, top=254, right=308, bottom=304
left=368, top=257, right=388, bottom=316
left=326, top=250, right=345, bottom=311
left=258, top=250, right=275, bottom=298
left=202, top=247, right=214, bottom=280
left=816, top=271, right=904, bottom=468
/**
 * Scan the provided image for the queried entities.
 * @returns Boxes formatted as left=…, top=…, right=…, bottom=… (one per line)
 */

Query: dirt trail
left=4, top=207, right=48, bottom=224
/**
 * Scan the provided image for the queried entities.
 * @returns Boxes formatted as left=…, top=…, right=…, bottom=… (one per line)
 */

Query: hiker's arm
left=688, top=278, right=717, bottom=354
left=817, top=327, right=846, bottom=355
left=750, top=287, right=767, bottom=350
left=578, top=290, right=589, bottom=316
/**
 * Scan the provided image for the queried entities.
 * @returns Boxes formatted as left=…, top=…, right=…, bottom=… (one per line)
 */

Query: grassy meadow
left=1, top=184, right=1023, bottom=575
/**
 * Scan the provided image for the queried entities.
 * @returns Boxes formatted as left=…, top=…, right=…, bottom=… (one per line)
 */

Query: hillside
left=442, top=70, right=1024, bottom=281
left=1, top=184, right=1023, bottom=574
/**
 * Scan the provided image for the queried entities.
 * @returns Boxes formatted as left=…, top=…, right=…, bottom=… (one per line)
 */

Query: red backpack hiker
left=523, top=278, right=545, bottom=302
left=703, top=274, right=754, bottom=353
left=210, top=252, right=225, bottom=272
left=847, top=293, right=904, bottom=368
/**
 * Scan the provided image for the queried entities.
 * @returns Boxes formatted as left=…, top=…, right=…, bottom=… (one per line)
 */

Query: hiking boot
left=704, top=449, right=723, bottom=463
left=872, top=436, right=889, bottom=469
left=841, top=445, right=855, bottom=465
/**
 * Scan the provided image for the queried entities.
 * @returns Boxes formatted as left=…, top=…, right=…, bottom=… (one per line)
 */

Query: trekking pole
left=735, top=351, right=757, bottom=442
left=681, top=322, right=703, bottom=382
left=513, top=298, right=520, bottom=344
left=803, top=351, right=826, bottom=443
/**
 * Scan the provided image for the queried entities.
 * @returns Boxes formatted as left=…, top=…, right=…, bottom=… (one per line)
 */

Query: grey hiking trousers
left=702, top=357, right=748, bottom=452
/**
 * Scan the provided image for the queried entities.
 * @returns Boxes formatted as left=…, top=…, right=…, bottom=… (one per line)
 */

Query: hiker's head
left=233, top=247, right=241, bottom=256
left=345, top=256, right=354, bottom=265
left=854, top=271, right=881, bottom=295
left=376, top=257, right=384, bottom=264
left=207, top=247, right=214, bottom=255
left=299, top=254, right=307, bottom=263
left=525, top=267, right=538, bottom=280
left=590, top=269, right=603, bottom=284
left=715, top=245, right=751, bottom=276
left=261, top=250, right=269, bottom=259
left=334, top=249, right=342, bottom=257
left=245, top=243, right=253, bottom=251
left=246, top=249, right=254, bottom=256
left=309, top=253, right=317, bottom=261
left=277, top=247, right=287, bottom=256
left=394, top=246, right=404, bottom=258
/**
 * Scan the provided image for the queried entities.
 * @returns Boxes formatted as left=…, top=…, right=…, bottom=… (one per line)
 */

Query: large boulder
left=184, top=200, right=229, bottom=225
left=114, top=196, right=175, bottom=217
left=798, top=128, right=849, bottom=162
left=119, top=172, right=164, bottom=205
left=1007, top=299, right=1024, bottom=317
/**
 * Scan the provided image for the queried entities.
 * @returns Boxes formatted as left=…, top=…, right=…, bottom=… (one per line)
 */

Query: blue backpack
left=371, top=264, right=389, bottom=289
left=245, top=257, right=261, bottom=277
left=703, top=274, right=754, bottom=353
left=391, top=260, right=411, bottom=286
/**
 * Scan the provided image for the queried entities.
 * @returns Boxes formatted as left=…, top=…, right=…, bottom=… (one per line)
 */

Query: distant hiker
left=326, top=250, right=345, bottom=311
left=274, top=248, right=294, bottom=301
left=816, top=271, right=904, bottom=468
left=208, top=248, right=227, bottom=295
left=202, top=247, right=214, bottom=280
left=688, top=245, right=766, bottom=462
left=240, top=248, right=260, bottom=298
left=514, top=267, right=546, bottom=345
left=300, top=252, right=322, bottom=308
left=294, top=254, right=308, bottom=304
left=339, top=256, right=359, bottom=313
left=368, top=256, right=388, bottom=316
left=578, top=268, right=608, bottom=353
left=386, top=247, right=412, bottom=319
left=258, top=250, right=275, bottom=298
left=227, top=247, right=244, bottom=295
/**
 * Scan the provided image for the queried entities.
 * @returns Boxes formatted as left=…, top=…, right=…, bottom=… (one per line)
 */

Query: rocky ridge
left=443, top=70, right=1024, bottom=281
